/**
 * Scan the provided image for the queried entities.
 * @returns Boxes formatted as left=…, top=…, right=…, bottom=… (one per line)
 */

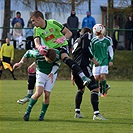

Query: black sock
left=75, top=90, right=84, bottom=113
left=0, top=70, right=2, bottom=78
left=28, top=73, right=36, bottom=95
left=91, top=91, right=99, bottom=112
left=63, top=57, right=82, bottom=75
left=10, top=71, right=16, bottom=79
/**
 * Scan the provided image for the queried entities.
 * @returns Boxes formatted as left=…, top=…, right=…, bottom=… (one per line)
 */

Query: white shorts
left=36, top=71, right=57, bottom=92
left=92, top=66, right=108, bottom=76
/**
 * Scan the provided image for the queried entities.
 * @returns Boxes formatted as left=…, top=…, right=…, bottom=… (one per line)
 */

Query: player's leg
left=88, top=76, right=106, bottom=120
left=38, top=90, right=50, bottom=121
left=38, top=73, right=57, bottom=121
left=92, top=66, right=101, bottom=95
left=73, top=72, right=85, bottom=118
left=23, top=85, right=44, bottom=121
left=60, top=48, right=91, bottom=86
left=23, top=71, right=45, bottom=121
left=17, top=62, right=36, bottom=104
left=99, top=66, right=108, bottom=97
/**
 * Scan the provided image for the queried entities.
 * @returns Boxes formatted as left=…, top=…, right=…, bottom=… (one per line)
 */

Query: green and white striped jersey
left=23, top=49, right=60, bottom=74
left=91, top=36, right=113, bottom=66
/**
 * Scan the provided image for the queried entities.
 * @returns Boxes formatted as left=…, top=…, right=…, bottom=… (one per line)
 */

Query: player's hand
left=13, top=62, right=22, bottom=69
left=38, top=46, right=48, bottom=55
left=109, top=62, right=113, bottom=67
left=28, top=67, right=36, bottom=73
left=71, top=74, right=75, bottom=86
left=48, top=73, right=54, bottom=83
left=53, top=36, right=66, bottom=44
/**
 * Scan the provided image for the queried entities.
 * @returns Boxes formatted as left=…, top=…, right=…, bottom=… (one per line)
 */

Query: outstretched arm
left=13, top=57, right=26, bottom=69
left=53, top=27, right=72, bottom=44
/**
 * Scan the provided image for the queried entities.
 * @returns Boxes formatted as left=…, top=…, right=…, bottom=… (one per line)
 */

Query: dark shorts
left=0, top=56, right=11, bottom=66
left=72, top=66, right=98, bottom=91
left=56, top=46, right=69, bottom=58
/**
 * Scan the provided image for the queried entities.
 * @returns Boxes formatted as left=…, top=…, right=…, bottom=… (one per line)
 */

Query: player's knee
left=28, top=66, right=36, bottom=73
left=88, top=83, right=98, bottom=91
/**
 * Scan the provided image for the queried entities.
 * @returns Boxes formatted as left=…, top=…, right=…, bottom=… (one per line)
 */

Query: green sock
left=101, top=80, right=106, bottom=94
left=26, top=98, right=37, bottom=113
left=40, top=103, right=49, bottom=118
left=27, top=94, right=33, bottom=98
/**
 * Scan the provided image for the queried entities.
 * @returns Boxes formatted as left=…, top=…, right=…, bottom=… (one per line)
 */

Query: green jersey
left=34, top=19, right=68, bottom=48
left=91, top=36, right=113, bottom=66
left=23, top=49, right=60, bottom=74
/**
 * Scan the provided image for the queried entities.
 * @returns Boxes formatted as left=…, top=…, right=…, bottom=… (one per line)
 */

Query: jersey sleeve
left=33, top=27, right=41, bottom=38
left=52, top=20, right=64, bottom=32
left=23, top=50, right=37, bottom=58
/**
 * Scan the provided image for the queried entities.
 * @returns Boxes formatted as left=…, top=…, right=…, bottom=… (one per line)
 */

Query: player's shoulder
left=91, top=36, right=97, bottom=42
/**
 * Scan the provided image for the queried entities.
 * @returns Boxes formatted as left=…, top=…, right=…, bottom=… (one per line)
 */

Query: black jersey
left=72, top=33, right=93, bottom=67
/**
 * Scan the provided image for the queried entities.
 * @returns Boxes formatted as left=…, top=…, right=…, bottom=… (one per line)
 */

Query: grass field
left=0, top=80, right=132, bottom=133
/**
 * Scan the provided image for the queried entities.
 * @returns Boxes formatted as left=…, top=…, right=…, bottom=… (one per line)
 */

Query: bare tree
left=1, top=0, right=11, bottom=43
left=107, top=0, right=114, bottom=36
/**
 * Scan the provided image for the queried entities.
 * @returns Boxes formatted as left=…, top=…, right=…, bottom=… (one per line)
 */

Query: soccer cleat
left=93, top=114, right=106, bottom=120
left=101, top=93, right=106, bottom=97
left=82, top=76, right=91, bottom=86
left=38, top=115, right=44, bottom=121
left=105, top=84, right=111, bottom=94
left=23, top=112, right=30, bottom=121
left=98, top=92, right=102, bottom=97
left=17, top=97, right=30, bottom=104
left=74, top=113, right=84, bottom=118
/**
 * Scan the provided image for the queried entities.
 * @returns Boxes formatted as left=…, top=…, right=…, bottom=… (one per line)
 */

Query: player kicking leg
left=17, top=62, right=36, bottom=104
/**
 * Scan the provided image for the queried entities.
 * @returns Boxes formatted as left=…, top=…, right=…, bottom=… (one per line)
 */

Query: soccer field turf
left=0, top=80, right=132, bottom=133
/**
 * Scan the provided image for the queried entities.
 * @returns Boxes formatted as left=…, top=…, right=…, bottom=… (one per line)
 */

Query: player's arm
left=62, top=27, right=72, bottom=40
left=48, top=61, right=61, bottom=83
left=53, top=20, right=72, bottom=44
left=108, top=45, right=114, bottom=66
left=13, top=50, right=34, bottom=69
left=34, top=37, right=47, bottom=55
left=13, top=56, right=27, bottom=69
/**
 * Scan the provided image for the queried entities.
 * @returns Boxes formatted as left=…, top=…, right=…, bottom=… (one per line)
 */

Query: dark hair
left=80, top=27, right=92, bottom=34
left=46, top=49, right=56, bottom=62
left=16, top=11, right=21, bottom=15
left=30, top=10, right=44, bottom=19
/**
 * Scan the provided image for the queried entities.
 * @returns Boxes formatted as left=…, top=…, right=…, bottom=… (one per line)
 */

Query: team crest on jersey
left=49, top=28, right=54, bottom=32
left=103, top=43, right=106, bottom=47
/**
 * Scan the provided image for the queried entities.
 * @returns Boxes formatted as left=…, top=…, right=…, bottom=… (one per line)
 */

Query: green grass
left=0, top=80, right=132, bottom=133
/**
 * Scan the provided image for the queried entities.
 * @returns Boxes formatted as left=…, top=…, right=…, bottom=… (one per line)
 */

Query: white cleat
left=74, top=113, right=85, bottom=118
left=17, top=97, right=30, bottom=104
left=93, top=114, right=106, bottom=120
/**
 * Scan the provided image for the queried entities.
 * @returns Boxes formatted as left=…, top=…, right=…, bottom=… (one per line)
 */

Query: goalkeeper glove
left=38, top=46, right=48, bottom=55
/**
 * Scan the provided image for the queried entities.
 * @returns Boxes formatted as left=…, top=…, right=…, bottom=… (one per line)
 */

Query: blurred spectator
left=12, top=22, right=23, bottom=50
left=112, top=25, right=119, bottom=51
left=11, top=11, right=25, bottom=49
left=67, top=10, right=79, bottom=51
left=0, top=38, right=16, bottom=80
left=12, top=11, right=25, bottom=28
left=124, top=16, right=133, bottom=50
left=82, top=11, right=96, bottom=30
left=25, top=21, right=35, bottom=50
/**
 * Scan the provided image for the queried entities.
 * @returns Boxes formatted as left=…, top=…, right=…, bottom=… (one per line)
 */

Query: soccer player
left=13, top=48, right=60, bottom=121
left=17, top=10, right=91, bottom=104
left=71, top=27, right=106, bottom=120
left=91, top=24, right=114, bottom=97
